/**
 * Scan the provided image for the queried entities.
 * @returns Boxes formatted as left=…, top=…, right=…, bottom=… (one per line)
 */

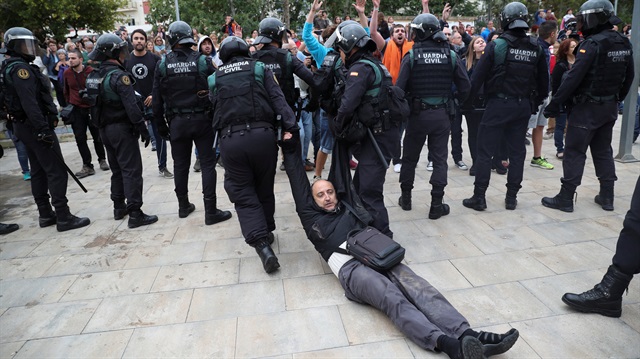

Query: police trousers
left=400, top=108, right=450, bottom=192
left=169, top=114, right=217, bottom=199
left=561, top=101, right=618, bottom=191
left=100, top=123, right=143, bottom=210
left=13, top=121, right=69, bottom=211
left=220, top=128, right=278, bottom=245
left=339, top=259, right=470, bottom=350
left=612, top=175, right=640, bottom=275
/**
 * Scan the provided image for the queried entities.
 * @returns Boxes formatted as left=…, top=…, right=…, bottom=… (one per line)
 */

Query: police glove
left=157, top=122, right=171, bottom=141
left=37, top=129, right=56, bottom=148
left=48, top=113, right=59, bottom=129
left=278, top=130, right=300, bottom=154
left=136, top=123, right=151, bottom=148
left=543, top=100, right=560, bottom=119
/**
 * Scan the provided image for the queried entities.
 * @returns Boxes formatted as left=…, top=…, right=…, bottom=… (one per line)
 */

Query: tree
left=0, top=0, right=125, bottom=42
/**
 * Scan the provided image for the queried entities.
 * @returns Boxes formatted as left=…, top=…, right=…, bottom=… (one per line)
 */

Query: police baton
left=51, top=147, right=88, bottom=193
left=366, top=128, right=389, bottom=169
left=212, top=130, right=221, bottom=164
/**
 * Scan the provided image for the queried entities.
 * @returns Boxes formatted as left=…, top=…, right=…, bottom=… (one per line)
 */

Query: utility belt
left=490, top=93, right=527, bottom=101
left=370, top=110, right=396, bottom=134
left=572, top=94, right=616, bottom=104
left=167, top=107, right=208, bottom=116
left=221, top=121, right=274, bottom=135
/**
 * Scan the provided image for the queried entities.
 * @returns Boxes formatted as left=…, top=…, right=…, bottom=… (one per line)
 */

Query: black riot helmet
left=335, top=23, right=376, bottom=54
left=254, top=18, right=287, bottom=46
left=218, top=36, right=250, bottom=63
left=409, top=13, right=446, bottom=42
left=500, top=2, right=530, bottom=30
left=0, top=27, right=39, bottom=62
left=323, top=20, right=359, bottom=49
left=89, top=33, right=129, bottom=62
left=576, top=0, right=617, bottom=33
left=564, top=16, right=578, bottom=31
left=167, top=20, right=197, bottom=47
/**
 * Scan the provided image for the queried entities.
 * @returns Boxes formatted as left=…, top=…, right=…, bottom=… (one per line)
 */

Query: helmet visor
left=576, top=10, right=600, bottom=31
left=12, top=38, right=38, bottom=58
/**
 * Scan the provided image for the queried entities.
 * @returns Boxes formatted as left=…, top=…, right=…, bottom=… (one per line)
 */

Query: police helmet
left=323, top=20, right=359, bottom=49
left=576, top=0, right=618, bottom=32
left=218, top=36, right=250, bottom=63
left=89, top=33, right=129, bottom=61
left=500, top=2, right=530, bottom=30
left=409, top=14, right=443, bottom=42
left=254, top=18, right=287, bottom=45
left=167, top=20, right=197, bottom=47
left=0, top=27, right=38, bottom=62
left=564, top=16, right=578, bottom=31
left=335, top=23, right=376, bottom=54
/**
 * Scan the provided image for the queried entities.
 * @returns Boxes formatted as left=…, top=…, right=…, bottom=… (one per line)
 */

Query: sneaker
left=312, top=175, right=322, bottom=182
left=531, top=157, right=554, bottom=170
left=193, top=159, right=201, bottom=172
left=159, top=168, right=174, bottom=178
left=151, top=146, right=157, bottom=151
left=304, top=159, right=315, bottom=168
left=23, top=172, right=31, bottom=181
left=99, top=159, right=110, bottom=171
left=393, top=163, right=402, bottom=173
left=75, top=165, right=95, bottom=178
left=426, top=161, right=434, bottom=171
left=279, top=161, right=285, bottom=171
left=543, top=132, right=554, bottom=140
left=455, top=161, right=468, bottom=170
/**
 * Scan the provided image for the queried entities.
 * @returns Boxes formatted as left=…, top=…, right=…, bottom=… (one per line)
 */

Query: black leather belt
left=420, top=102, right=446, bottom=110
left=223, top=121, right=274, bottom=134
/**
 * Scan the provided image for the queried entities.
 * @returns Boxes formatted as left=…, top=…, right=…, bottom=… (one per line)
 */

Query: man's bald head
left=311, top=180, right=338, bottom=211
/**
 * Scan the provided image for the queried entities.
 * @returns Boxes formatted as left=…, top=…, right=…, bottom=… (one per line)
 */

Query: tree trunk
left=283, top=0, right=290, bottom=29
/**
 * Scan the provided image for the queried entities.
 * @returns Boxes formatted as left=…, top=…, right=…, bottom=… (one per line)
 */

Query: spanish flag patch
left=579, top=49, right=586, bottom=53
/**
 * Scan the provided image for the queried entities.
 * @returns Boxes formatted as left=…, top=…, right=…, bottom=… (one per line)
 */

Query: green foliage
left=0, top=0, right=125, bottom=42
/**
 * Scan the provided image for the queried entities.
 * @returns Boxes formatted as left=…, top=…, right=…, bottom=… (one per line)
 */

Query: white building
left=115, top=0, right=154, bottom=33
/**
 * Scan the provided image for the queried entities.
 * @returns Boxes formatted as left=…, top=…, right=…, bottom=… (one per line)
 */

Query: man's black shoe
left=594, top=194, right=614, bottom=211
left=462, top=195, right=486, bottom=211
left=39, top=213, right=57, bottom=227
left=562, top=265, right=632, bottom=318
left=0, top=223, right=19, bottom=235
left=128, top=210, right=158, bottom=228
left=255, top=240, right=280, bottom=273
left=542, top=186, right=574, bottom=212
left=205, top=209, right=232, bottom=225
left=398, top=191, right=412, bottom=211
left=56, top=214, right=90, bottom=232
left=178, top=196, right=195, bottom=218
left=505, top=196, right=517, bottom=210
left=428, top=203, right=450, bottom=219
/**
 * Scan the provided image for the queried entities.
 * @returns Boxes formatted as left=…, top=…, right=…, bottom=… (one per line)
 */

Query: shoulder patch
left=17, top=68, right=30, bottom=80
left=121, top=75, right=131, bottom=85
left=579, top=49, right=586, bottom=53
left=273, top=74, right=279, bottom=84
left=350, top=72, right=359, bottom=77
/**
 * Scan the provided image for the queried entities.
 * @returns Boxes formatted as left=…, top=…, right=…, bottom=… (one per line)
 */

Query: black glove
left=48, top=113, right=59, bottom=129
left=37, top=129, right=56, bottom=148
left=543, top=100, right=560, bottom=119
left=278, top=130, right=300, bottom=154
left=157, top=122, right=171, bottom=141
left=137, top=123, right=151, bottom=148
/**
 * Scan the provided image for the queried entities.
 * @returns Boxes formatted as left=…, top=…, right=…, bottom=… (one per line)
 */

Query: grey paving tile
left=0, top=299, right=100, bottom=343
left=26, top=234, right=107, bottom=257
left=622, top=303, right=640, bottom=333
left=236, top=306, right=349, bottom=358
left=122, top=319, right=236, bottom=358
left=595, top=236, right=620, bottom=252
left=151, top=259, right=239, bottom=292
left=13, top=330, right=133, bottom=359
left=529, top=216, right=623, bottom=245
left=173, top=218, right=243, bottom=243
left=83, top=290, right=192, bottom=332
left=476, top=208, right=555, bottom=230
left=277, top=230, right=317, bottom=254
left=403, top=233, right=484, bottom=265
left=293, top=339, right=416, bottom=358
left=122, top=241, right=206, bottom=269
left=462, top=225, right=555, bottom=254
left=0, top=240, right=41, bottom=260
left=61, top=268, right=159, bottom=301
left=407, top=261, right=473, bottom=292
left=0, top=341, right=24, bottom=359
left=239, top=251, right=325, bottom=283
left=188, top=280, right=285, bottom=321
left=338, top=302, right=404, bottom=346
left=443, top=282, right=553, bottom=327
left=451, top=250, right=555, bottom=286
left=0, top=255, right=58, bottom=280
left=283, top=274, right=349, bottom=310
left=414, top=213, right=494, bottom=237
left=474, top=323, right=541, bottom=359
left=43, top=250, right=129, bottom=276
left=527, top=241, right=614, bottom=274
left=202, top=236, right=258, bottom=261
left=516, top=313, right=640, bottom=358
left=0, top=275, right=77, bottom=308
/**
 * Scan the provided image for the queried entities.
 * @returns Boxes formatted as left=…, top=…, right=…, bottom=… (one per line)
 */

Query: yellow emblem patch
left=273, top=74, right=279, bottom=85
left=121, top=75, right=131, bottom=85
left=17, top=68, right=30, bottom=80
left=350, top=72, right=359, bottom=76
left=579, top=49, right=586, bottom=53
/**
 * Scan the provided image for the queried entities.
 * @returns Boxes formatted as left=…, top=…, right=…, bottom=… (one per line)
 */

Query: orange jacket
left=382, top=39, right=414, bottom=84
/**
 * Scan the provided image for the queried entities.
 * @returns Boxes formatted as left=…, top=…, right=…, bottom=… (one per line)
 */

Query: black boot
left=204, top=197, right=232, bottom=225
left=255, top=239, right=280, bottom=273
left=38, top=204, right=56, bottom=228
left=429, top=189, right=449, bottom=219
left=562, top=265, right=633, bottom=318
left=113, top=200, right=128, bottom=220
left=463, top=187, right=487, bottom=211
left=0, top=223, right=19, bottom=235
left=541, top=185, right=574, bottom=212
left=128, top=209, right=158, bottom=229
left=505, top=188, right=518, bottom=210
left=55, top=207, right=90, bottom=232
left=398, top=190, right=412, bottom=211
left=594, top=185, right=614, bottom=211
left=177, top=195, right=195, bottom=218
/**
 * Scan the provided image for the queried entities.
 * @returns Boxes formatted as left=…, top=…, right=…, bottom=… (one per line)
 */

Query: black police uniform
left=465, top=30, right=548, bottom=209
left=152, top=47, right=223, bottom=218
left=545, top=29, right=633, bottom=205
left=0, top=56, right=82, bottom=227
left=88, top=61, right=147, bottom=216
left=397, top=38, right=470, bottom=217
left=209, top=57, right=296, bottom=256
left=336, top=50, right=399, bottom=237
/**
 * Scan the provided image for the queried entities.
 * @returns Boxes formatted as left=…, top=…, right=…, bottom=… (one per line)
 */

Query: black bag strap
left=341, top=201, right=367, bottom=225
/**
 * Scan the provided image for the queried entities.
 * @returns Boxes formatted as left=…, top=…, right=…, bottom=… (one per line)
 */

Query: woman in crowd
left=551, top=38, right=578, bottom=159
left=462, top=36, right=486, bottom=175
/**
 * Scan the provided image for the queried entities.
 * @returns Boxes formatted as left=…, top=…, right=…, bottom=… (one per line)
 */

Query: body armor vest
left=356, top=56, right=393, bottom=127
left=407, top=41, right=454, bottom=100
left=210, top=58, right=274, bottom=129
left=488, top=32, right=541, bottom=98
left=87, top=65, right=128, bottom=127
left=318, top=51, right=347, bottom=116
left=159, top=50, right=210, bottom=113
left=577, top=31, right=632, bottom=99
left=0, top=58, right=57, bottom=121
left=252, top=47, right=297, bottom=108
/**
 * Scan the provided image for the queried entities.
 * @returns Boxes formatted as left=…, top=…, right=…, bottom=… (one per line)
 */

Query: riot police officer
left=152, top=21, right=232, bottom=225
left=462, top=2, right=549, bottom=211
left=397, top=14, right=470, bottom=220
left=87, top=33, right=158, bottom=228
left=209, top=37, right=297, bottom=273
left=333, top=23, right=399, bottom=237
left=542, top=0, right=634, bottom=212
left=0, top=27, right=90, bottom=232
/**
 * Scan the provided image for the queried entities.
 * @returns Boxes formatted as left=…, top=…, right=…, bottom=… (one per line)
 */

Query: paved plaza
left=0, top=119, right=639, bottom=358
